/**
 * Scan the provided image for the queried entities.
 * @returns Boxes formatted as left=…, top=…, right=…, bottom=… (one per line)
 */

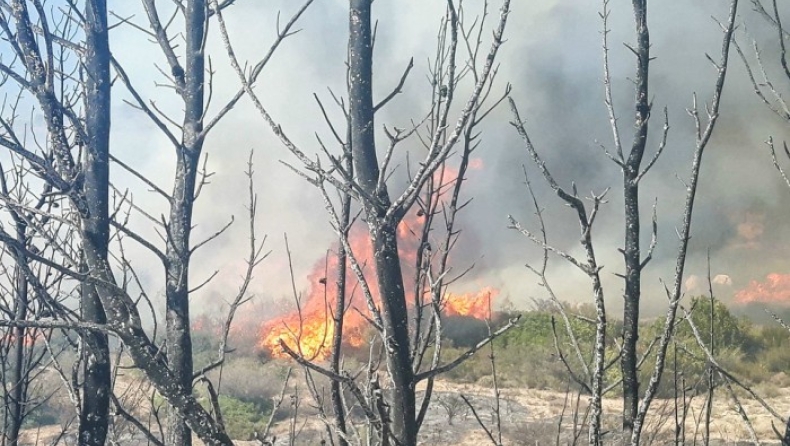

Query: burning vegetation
left=258, top=204, right=498, bottom=361
left=259, top=285, right=497, bottom=361
left=735, top=273, right=790, bottom=306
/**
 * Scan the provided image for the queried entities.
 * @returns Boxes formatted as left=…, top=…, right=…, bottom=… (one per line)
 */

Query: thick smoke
left=104, top=0, right=790, bottom=320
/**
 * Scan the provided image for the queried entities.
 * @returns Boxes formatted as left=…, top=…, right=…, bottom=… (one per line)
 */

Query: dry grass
left=19, top=377, right=790, bottom=445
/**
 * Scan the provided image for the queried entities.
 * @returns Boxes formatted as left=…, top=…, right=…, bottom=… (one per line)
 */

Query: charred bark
left=164, top=1, right=206, bottom=444
left=349, top=1, right=417, bottom=443
left=621, top=151, right=643, bottom=433
left=621, top=0, right=650, bottom=432
left=371, top=226, right=417, bottom=445
left=113, top=319, right=234, bottom=445
left=78, top=1, right=113, bottom=444
left=5, top=223, right=30, bottom=446
left=78, top=261, right=111, bottom=446
left=330, top=141, right=353, bottom=446
left=164, top=154, right=199, bottom=446
left=330, top=244, right=349, bottom=446
left=0, top=1, right=235, bottom=444
left=630, top=1, right=739, bottom=443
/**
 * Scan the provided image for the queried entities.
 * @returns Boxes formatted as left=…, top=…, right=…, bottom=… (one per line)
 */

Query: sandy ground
left=234, top=380, right=790, bottom=445
left=19, top=379, right=790, bottom=445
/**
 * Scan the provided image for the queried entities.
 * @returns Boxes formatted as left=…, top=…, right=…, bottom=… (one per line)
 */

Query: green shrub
left=214, top=395, right=270, bottom=440
left=20, top=406, right=59, bottom=428
left=672, top=296, right=752, bottom=352
left=443, top=316, right=489, bottom=348
left=757, top=325, right=790, bottom=349
left=756, top=344, right=790, bottom=374
left=210, top=358, right=283, bottom=410
left=497, top=310, right=597, bottom=352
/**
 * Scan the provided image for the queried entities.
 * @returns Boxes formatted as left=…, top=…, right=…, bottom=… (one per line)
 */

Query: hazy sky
left=102, top=0, right=790, bottom=319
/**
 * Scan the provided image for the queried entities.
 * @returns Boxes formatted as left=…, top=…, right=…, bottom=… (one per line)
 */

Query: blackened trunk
left=330, top=244, right=349, bottom=446
left=165, top=1, right=206, bottom=444
left=5, top=1, right=231, bottom=444
left=78, top=254, right=232, bottom=444
left=349, top=1, right=417, bottom=443
left=371, top=226, right=417, bottom=445
left=78, top=262, right=111, bottom=446
left=330, top=150, right=353, bottom=446
left=6, top=224, right=29, bottom=446
left=621, top=180, right=641, bottom=432
left=622, top=0, right=650, bottom=432
left=79, top=1, right=112, bottom=444
left=165, top=157, right=198, bottom=446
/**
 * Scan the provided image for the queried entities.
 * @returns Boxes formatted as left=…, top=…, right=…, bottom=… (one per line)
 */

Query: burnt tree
left=619, top=0, right=651, bottom=431
left=736, top=1, right=790, bottom=442
left=0, top=1, right=282, bottom=444
left=507, top=0, right=739, bottom=444
left=79, top=1, right=113, bottom=443
left=214, top=0, right=516, bottom=444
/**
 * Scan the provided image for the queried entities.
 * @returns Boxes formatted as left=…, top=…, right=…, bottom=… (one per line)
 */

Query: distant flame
left=734, top=273, right=790, bottom=305
left=260, top=163, right=497, bottom=361
left=2, top=329, right=42, bottom=348
left=468, top=158, right=484, bottom=170
left=444, top=287, right=498, bottom=319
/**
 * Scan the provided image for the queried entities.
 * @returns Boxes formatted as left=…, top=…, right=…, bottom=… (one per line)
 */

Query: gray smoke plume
left=104, top=0, right=790, bottom=319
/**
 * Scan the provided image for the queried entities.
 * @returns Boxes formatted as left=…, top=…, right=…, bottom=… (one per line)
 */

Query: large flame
left=444, top=287, right=498, bottom=319
left=734, top=273, right=790, bottom=305
left=260, top=162, right=497, bottom=361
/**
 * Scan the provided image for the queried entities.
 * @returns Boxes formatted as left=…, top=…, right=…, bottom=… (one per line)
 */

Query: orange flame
left=735, top=273, right=790, bottom=305
left=260, top=163, right=497, bottom=361
left=2, top=329, right=42, bottom=347
left=261, top=307, right=367, bottom=360
left=259, top=226, right=374, bottom=360
left=444, top=287, right=498, bottom=319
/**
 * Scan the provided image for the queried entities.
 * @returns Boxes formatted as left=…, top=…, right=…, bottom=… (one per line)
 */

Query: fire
left=191, top=314, right=216, bottom=335
left=468, top=158, right=484, bottom=170
left=260, top=252, right=498, bottom=360
left=734, top=273, right=790, bottom=305
left=1, top=329, right=42, bottom=348
left=261, top=307, right=366, bottom=360
left=444, top=287, right=498, bottom=319
left=260, top=163, right=498, bottom=361
left=259, top=231, right=373, bottom=361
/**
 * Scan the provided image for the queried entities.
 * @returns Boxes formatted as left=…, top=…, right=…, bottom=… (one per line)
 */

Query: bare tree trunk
left=214, top=0, right=509, bottom=442
left=79, top=1, right=112, bottom=443
left=165, top=156, right=199, bottom=446
left=164, top=1, right=206, bottom=444
left=5, top=224, right=29, bottom=446
left=79, top=260, right=111, bottom=446
left=0, top=1, right=236, bottom=443
left=371, top=229, right=417, bottom=445
left=621, top=0, right=650, bottom=433
left=630, top=2, right=739, bottom=443
left=330, top=248, right=349, bottom=446
left=349, top=1, right=417, bottom=443
left=330, top=144, right=353, bottom=446
left=621, top=177, right=641, bottom=434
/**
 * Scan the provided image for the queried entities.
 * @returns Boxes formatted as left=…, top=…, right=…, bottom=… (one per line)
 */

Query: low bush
left=214, top=395, right=270, bottom=440
left=210, top=358, right=284, bottom=410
